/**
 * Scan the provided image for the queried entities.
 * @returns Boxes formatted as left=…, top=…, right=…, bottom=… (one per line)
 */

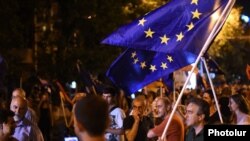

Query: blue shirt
left=12, top=117, right=44, bottom=141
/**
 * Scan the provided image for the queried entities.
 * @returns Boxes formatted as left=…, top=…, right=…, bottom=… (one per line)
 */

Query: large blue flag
left=102, top=0, right=234, bottom=55
left=107, top=48, right=197, bottom=94
left=103, top=0, right=235, bottom=94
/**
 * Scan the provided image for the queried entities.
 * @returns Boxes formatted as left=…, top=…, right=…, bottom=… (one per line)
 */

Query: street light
left=241, top=14, right=249, bottom=23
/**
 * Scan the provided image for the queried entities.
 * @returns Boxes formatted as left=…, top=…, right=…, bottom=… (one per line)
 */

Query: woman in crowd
left=228, top=93, right=250, bottom=125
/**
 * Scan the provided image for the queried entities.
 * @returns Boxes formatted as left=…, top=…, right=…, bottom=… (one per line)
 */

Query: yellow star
left=192, top=9, right=202, bottom=19
left=131, top=52, right=136, bottom=58
left=186, top=22, right=194, bottom=31
left=176, top=32, right=184, bottom=41
left=138, top=18, right=147, bottom=26
left=140, top=61, right=146, bottom=69
left=167, top=55, right=173, bottom=63
left=133, top=58, right=139, bottom=64
left=144, top=28, right=155, bottom=38
left=191, top=0, right=198, bottom=5
left=160, top=62, right=168, bottom=70
left=160, top=34, right=170, bottom=44
left=149, top=65, right=157, bottom=72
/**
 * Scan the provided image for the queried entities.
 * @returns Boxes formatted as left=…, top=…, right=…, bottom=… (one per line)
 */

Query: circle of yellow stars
left=130, top=51, right=174, bottom=73
left=138, top=0, right=202, bottom=46
left=131, top=0, right=204, bottom=73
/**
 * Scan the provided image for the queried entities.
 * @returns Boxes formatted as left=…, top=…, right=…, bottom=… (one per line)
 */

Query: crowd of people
left=0, top=81, right=250, bottom=141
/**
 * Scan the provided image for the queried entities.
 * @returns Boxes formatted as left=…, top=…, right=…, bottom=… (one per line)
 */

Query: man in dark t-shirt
left=123, top=96, right=154, bottom=141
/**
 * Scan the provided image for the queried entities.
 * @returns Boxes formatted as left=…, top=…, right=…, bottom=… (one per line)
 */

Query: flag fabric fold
left=201, top=54, right=224, bottom=75
left=102, top=0, right=232, bottom=55
left=106, top=48, right=197, bottom=94
left=103, top=0, right=235, bottom=94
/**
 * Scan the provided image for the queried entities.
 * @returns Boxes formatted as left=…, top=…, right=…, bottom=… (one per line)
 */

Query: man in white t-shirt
left=102, top=86, right=126, bottom=141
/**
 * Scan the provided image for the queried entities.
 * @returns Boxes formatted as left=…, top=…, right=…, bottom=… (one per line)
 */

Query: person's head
left=185, top=97, right=210, bottom=127
left=102, top=86, right=117, bottom=105
left=10, top=96, right=28, bottom=122
left=132, top=96, right=146, bottom=118
left=155, top=97, right=172, bottom=118
left=228, top=94, right=250, bottom=114
left=221, top=87, right=232, bottom=97
left=12, top=88, right=26, bottom=99
left=0, top=109, right=16, bottom=137
left=202, top=89, right=214, bottom=106
left=147, top=91, right=156, bottom=104
left=73, top=95, right=109, bottom=138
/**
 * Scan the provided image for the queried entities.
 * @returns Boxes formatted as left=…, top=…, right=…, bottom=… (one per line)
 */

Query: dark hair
left=204, top=89, right=214, bottom=100
left=221, top=87, right=232, bottom=96
left=101, top=86, right=117, bottom=97
left=74, top=95, right=109, bottom=136
left=230, top=94, right=250, bottom=114
left=219, top=96, right=232, bottom=123
left=187, top=97, right=210, bottom=122
left=0, top=109, right=15, bottom=124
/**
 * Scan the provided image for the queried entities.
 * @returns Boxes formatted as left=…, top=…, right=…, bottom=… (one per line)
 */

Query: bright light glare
left=71, top=81, right=77, bottom=89
left=212, top=13, right=220, bottom=22
left=241, top=15, right=249, bottom=23
left=131, top=93, right=135, bottom=99
left=209, top=73, right=216, bottom=79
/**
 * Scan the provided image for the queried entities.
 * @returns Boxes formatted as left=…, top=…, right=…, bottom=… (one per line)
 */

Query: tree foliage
left=0, top=0, right=248, bottom=87
left=209, top=6, right=249, bottom=82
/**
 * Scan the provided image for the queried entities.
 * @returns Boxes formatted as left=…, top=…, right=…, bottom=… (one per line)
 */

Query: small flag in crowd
left=201, top=54, right=224, bottom=75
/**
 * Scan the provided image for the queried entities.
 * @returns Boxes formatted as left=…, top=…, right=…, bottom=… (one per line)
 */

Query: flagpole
left=201, top=57, right=224, bottom=124
left=160, top=0, right=235, bottom=140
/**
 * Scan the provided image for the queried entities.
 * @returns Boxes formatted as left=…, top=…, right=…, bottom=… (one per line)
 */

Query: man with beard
left=10, top=96, right=44, bottom=141
left=12, top=88, right=38, bottom=125
left=0, top=108, right=17, bottom=141
left=147, top=97, right=185, bottom=141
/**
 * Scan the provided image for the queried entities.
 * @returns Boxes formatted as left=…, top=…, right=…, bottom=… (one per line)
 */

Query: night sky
left=235, top=0, right=250, bottom=15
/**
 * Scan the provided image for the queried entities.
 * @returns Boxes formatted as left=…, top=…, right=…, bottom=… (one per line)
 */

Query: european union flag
left=103, top=0, right=235, bottom=94
left=106, top=48, right=197, bottom=94
left=102, top=0, right=234, bottom=55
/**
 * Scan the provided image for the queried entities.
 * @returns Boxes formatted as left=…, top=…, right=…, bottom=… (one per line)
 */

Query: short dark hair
left=204, top=89, right=214, bottom=100
left=0, top=109, right=15, bottom=124
left=74, top=95, right=109, bottom=136
left=187, top=97, right=210, bottom=122
left=101, top=86, right=117, bottom=97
